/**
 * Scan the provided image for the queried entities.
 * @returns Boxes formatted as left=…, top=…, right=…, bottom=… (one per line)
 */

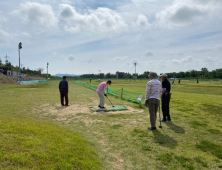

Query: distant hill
left=54, top=74, right=82, bottom=77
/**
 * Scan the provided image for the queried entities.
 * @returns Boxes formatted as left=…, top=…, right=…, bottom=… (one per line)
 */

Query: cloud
left=22, top=32, right=30, bottom=37
left=0, top=15, right=7, bottom=22
left=68, top=55, right=75, bottom=61
left=156, top=0, right=211, bottom=28
left=143, top=51, right=153, bottom=57
left=119, top=58, right=141, bottom=68
left=204, top=57, right=218, bottom=63
left=86, top=59, right=93, bottom=63
left=134, top=14, right=151, bottom=28
left=59, top=4, right=127, bottom=33
left=13, top=2, right=57, bottom=27
left=172, top=55, right=193, bottom=64
left=113, top=56, right=128, bottom=60
left=216, top=45, right=222, bottom=50
left=0, top=29, right=10, bottom=43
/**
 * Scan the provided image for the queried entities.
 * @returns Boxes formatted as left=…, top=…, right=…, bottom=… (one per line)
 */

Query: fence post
left=121, top=87, right=123, bottom=98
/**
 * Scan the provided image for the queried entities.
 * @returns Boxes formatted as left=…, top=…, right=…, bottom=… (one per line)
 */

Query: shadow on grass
left=165, top=122, right=185, bottom=134
left=152, top=130, right=178, bottom=149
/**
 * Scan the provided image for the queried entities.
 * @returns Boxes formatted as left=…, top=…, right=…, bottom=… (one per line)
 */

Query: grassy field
left=0, top=79, right=222, bottom=169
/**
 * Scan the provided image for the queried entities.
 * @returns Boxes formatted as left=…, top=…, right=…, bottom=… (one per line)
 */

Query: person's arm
left=145, top=82, right=151, bottom=100
left=103, top=84, right=106, bottom=94
left=59, top=82, right=61, bottom=90
left=66, top=81, right=68, bottom=93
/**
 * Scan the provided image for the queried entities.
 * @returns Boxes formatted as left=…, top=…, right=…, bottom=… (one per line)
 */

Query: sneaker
left=168, top=119, right=172, bottom=122
left=100, top=106, right=106, bottom=109
left=148, top=127, right=156, bottom=131
left=98, top=105, right=101, bottom=108
left=159, top=119, right=167, bottom=122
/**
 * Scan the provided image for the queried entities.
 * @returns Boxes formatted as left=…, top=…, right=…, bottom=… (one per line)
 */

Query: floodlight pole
left=47, top=62, right=49, bottom=80
left=134, top=63, right=137, bottom=79
left=18, top=42, right=22, bottom=83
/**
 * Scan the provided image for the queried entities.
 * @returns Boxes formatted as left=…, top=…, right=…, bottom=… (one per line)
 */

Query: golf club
left=159, top=103, right=162, bottom=128
left=106, top=95, right=115, bottom=107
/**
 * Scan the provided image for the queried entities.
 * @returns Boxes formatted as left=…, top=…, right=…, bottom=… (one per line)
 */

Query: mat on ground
left=93, top=105, right=127, bottom=112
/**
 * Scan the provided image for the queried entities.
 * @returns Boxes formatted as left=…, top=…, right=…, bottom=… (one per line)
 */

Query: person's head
left=148, top=72, right=158, bottom=80
left=63, top=76, right=67, bottom=80
left=160, top=73, right=167, bottom=81
left=107, top=80, right=112, bottom=85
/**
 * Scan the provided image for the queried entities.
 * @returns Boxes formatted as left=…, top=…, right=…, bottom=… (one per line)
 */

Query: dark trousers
left=60, top=89, right=68, bottom=105
left=162, top=95, right=171, bottom=120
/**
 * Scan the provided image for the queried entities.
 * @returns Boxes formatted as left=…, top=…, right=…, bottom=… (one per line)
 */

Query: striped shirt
left=145, top=79, right=162, bottom=100
left=97, top=82, right=107, bottom=94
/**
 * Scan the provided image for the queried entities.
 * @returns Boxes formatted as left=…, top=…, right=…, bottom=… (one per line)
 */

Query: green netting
left=74, top=81, right=146, bottom=104
left=93, top=105, right=127, bottom=112
left=19, top=80, right=49, bottom=84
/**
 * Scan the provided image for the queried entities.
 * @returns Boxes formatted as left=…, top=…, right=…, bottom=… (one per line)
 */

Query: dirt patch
left=0, top=75, right=19, bottom=86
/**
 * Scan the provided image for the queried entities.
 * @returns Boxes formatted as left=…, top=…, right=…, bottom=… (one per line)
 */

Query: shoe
left=98, top=105, right=101, bottom=108
left=160, top=119, right=167, bottom=122
left=100, top=106, right=106, bottom=109
left=148, top=127, right=156, bottom=131
left=168, top=119, right=172, bottom=122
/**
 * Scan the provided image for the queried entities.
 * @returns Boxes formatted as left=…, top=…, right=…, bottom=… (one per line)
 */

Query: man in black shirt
left=59, top=76, right=69, bottom=106
left=160, top=73, right=171, bottom=122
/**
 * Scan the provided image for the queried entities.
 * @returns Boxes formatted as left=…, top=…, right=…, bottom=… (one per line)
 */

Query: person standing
left=145, top=72, right=162, bottom=131
left=178, top=78, right=181, bottom=84
left=59, top=76, right=69, bottom=106
left=160, top=73, right=171, bottom=122
left=97, top=80, right=111, bottom=109
left=90, top=78, right=91, bottom=83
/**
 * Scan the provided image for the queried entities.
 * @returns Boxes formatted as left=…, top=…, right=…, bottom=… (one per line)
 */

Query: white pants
left=97, top=92, right=105, bottom=107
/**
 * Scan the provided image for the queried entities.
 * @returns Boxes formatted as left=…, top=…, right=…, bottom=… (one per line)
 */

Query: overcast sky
left=0, top=0, right=222, bottom=75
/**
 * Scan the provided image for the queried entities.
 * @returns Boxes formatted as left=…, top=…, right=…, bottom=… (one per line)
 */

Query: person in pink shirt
left=97, top=80, right=112, bottom=109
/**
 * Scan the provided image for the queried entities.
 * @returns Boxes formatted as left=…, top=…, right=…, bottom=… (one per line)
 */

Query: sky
left=0, top=0, right=222, bottom=75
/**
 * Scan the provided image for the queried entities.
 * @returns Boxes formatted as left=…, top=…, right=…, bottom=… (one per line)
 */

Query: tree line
left=0, top=60, right=53, bottom=78
left=80, top=68, right=222, bottom=79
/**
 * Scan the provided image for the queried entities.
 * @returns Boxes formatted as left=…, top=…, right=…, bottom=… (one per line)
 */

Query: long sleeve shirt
left=97, top=82, right=107, bottom=94
left=145, top=79, right=162, bottom=100
left=59, top=80, right=68, bottom=93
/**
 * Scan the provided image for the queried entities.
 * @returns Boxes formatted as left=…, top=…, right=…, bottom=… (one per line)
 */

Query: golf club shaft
left=159, top=103, right=161, bottom=127
left=106, top=96, right=114, bottom=106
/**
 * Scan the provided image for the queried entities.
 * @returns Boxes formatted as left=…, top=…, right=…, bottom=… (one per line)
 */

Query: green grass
left=0, top=79, right=222, bottom=169
left=0, top=115, right=101, bottom=169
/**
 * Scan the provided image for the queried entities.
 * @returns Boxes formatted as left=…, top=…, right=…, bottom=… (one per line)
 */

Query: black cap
left=63, top=76, right=66, bottom=79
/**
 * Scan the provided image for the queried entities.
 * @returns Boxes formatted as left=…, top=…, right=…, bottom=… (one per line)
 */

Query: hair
left=107, top=80, right=111, bottom=84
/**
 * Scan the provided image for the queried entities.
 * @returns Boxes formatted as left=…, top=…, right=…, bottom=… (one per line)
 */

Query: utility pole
left=5, top=53, right=10, bottom=64
left=134, top=63, right=137, bottom=79
left=99, top=70, right=101, bottom=79
left=47, top=62, right=49, bottom=80
left=18, top=42, right=22, bottom=83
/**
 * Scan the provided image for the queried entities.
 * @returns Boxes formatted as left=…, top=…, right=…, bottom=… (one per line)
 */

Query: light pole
left=99, top=70, right=101, bottom=79
left=18, top=42, right=22, bottom=83
left=47, top=62, right=49, bottom=80
left=134, top=63, right=137, bottom=79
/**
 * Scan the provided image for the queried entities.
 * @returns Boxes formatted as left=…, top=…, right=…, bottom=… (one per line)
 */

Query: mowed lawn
left=0, top=79, right=222, bottom=169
